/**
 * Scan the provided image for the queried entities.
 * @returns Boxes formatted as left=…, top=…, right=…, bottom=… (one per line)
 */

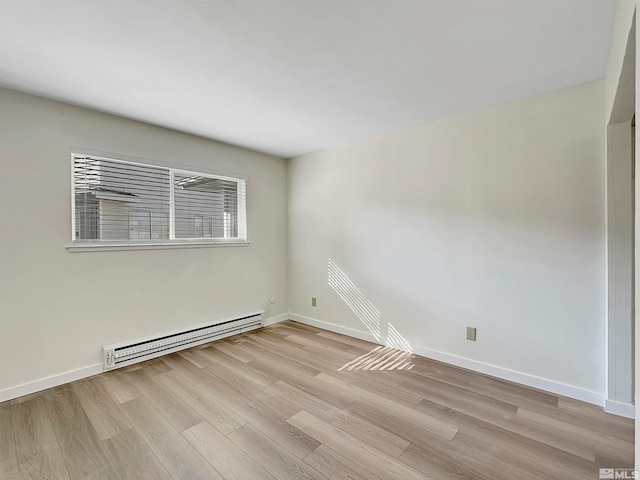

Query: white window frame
left=68, top=152, right=249, bottom=252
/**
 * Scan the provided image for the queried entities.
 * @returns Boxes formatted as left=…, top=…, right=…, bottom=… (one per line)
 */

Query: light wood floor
left=0, top=320, right=634, bottom=480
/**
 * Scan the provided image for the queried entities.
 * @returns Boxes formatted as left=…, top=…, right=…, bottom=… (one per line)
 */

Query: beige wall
left=0, top=88, right=288, bottom=392
left=288, top=81, right=606, bottom=396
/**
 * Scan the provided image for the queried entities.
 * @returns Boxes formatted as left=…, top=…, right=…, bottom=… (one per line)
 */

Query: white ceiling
left=0, top=0, right=617, bottom=158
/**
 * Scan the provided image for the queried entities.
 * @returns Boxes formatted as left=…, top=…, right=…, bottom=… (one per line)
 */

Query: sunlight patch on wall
left=386, top=323, right=413, bottom=353
left=328, top=258, right=414, bottom=371
left=339, top=345, right=414, bottom=371
left=328, top=258, right=381, bottom=341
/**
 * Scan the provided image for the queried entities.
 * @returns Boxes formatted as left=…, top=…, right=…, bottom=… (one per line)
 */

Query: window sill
left=66, top=240, right=250, bottom=253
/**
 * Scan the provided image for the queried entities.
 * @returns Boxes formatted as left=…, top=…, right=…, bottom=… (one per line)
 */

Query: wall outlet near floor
left=311, top=297, right=317, bottom=307
left=466, top=327, right=477, bottom=341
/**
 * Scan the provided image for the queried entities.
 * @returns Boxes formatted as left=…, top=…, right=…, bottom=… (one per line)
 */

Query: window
left=129, top=210, right=170, bottom=240
left=72, top=154, right=247, bottom=247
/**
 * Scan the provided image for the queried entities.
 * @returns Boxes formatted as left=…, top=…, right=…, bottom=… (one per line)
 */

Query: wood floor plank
left=154, top=369, right=246, bottom=435
left=288, top=410, right=434, bottom=480
left=267, top=324, right=317, bottom=338
left=303, top=445, right=382, bottom=480
left=0, top=403, right=16, bottom=461
left=398, top=374, right=519, bottom=424
left=330, top=366, right=406, bottom=390
left=394, top=362, right=473, bottom=391
left=400, top=401, right=581, bottom=480
left=237, top=338, right=322, bottom=379
left=71, top=377, right=132, bottom=440
left=284, top=333, right=355, bottom=352
left=413, top=398, right=595, bottom=480
left=277, top=321, right=323, bottom=334
left=136, top=358, right=173, bottom=376
left=516, top=405, right=634, bottom=451
left=594, top=439, right=635, bottom=468
left=347, top=399, right=460, bottom=452
left=247, top=359, right=356, bottom=409
left=182, top=421, right=274, bottom=480
left=45, top=385, right=121, bottom=479
left=465, top=375, right=559, bottom=411
left=164, top=361, right=320, bottom=460
left=322, top=368, right=420, bottom=408
left=399, top=440, right=516, bottom=480
left=123, top=366, right=202, bottom=432
left=453, top=426, right=595, bottom=480
left=176, top=350, right=209, bottom=368
left=160, top=353, right=216, bottom=387
left=255, top=329, right=310, bottom=349
left=315, top=372, right=459, bottom=441
left=12, top=396, right=71, bottom=480
left=251, top=389, right=303, bottom=422
left=210, top=340, right=256, bottom=363
left=270, top=380, right=410, bottom=458
left=226, top=396, right=320, bottom=459
left=195, top=346, right=279, bottom=387
left=330, top=347, right=411, bottom=384
left=101, top=370, right=141, bottom=405
left=196, top=365, right=254, bottom=405
left=201, top=360, right=266, bottom=398
left=333, top=369, right=423, bottom=407
left=248, top=333, right=351, bottom=373
left=533, top=399, right=634, bottom=443
left=509, top=407, right=598, bottom=461
left=595, top=452, right=635, bottom=473
left=120, top=397, right=222, bottom=480
left=313, top=329, right=379, bottom=350
left=227, top=423, right=327, bottom=480
left=557, top=395, right=606, bottom=413
left=0, top=457, right=20, bottom=480
left=104, top=429, right=172, bottom=480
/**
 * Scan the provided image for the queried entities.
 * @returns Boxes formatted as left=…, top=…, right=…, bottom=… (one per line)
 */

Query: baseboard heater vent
left=103, top=311, right=264, bottom=371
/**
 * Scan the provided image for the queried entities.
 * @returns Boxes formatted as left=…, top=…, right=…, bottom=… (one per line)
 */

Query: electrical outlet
left=466, top=327, right=477, bottom=341
left=311, top=297, right=317, bottom=307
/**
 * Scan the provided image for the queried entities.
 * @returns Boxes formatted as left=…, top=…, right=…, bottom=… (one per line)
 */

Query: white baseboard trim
left=411, top=345, right=603, bottom=406
left=604, top=399, right=635, bottom=419
left=289, top=313, right=380, bottom=343
left=264, top=312, right=290, bottom=326
left=289, top=313, right=605, bottom=408
left=0, top=364, right=103, bottom=403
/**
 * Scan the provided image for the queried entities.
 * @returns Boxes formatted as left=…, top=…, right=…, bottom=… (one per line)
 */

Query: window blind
left=72, top=154, right=247, bottom=244
left=174, top=173, right=241, bottom=239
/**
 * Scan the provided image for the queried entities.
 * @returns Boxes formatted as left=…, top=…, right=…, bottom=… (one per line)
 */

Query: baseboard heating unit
left=103, top=311, right=264, bottom=371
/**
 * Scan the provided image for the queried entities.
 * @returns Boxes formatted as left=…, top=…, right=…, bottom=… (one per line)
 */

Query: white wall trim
left=290, top=313, right=606, bottom=409
left=289, top=313, right=380, bottom=343
left=604, top=399, right=635, bottom=419
left=264, top=312, right=290, bottom=326
left=0, top=364, right=103, bottom=403
left=411, top=345, right=603, bottom=406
